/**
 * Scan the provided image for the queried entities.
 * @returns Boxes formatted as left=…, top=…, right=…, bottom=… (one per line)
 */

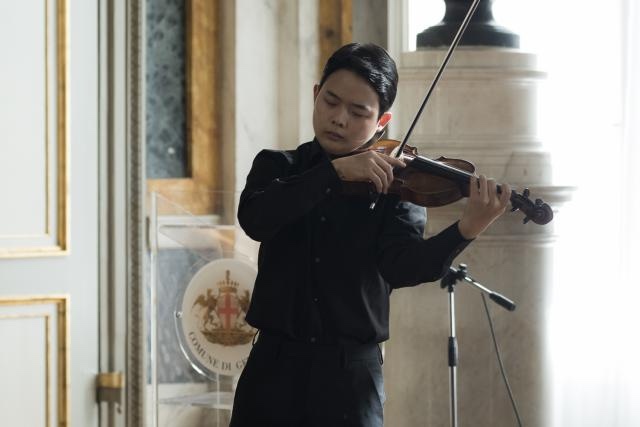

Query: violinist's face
left=313, top=69, right=391, bottom=156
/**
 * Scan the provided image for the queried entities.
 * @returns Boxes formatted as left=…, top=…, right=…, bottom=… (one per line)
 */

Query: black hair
left=319, top=43, right=398, bottom=118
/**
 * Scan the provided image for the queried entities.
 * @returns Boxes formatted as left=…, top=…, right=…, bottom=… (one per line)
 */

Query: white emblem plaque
left=176, top=258, right=257, bottom=377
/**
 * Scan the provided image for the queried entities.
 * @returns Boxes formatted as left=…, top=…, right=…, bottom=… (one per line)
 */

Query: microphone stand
left=440, top=264, right=516, bottom=427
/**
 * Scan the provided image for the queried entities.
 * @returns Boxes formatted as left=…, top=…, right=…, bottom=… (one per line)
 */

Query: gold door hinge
left=96, top=372, right=125, bottom=412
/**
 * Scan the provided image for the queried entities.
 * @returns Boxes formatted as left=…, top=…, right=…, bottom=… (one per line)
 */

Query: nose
left=331, top=108, right=348, bottom=128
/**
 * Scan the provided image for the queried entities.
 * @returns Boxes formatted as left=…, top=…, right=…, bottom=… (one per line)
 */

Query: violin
left=341, top=138, right=554, bottom=225
left=341, top=0, right=553, bottom=226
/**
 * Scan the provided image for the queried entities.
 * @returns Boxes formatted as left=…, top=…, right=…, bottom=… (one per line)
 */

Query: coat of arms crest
left=177, top=258, right=257, bottom=377
left=191, top=270, right=254, bottom=346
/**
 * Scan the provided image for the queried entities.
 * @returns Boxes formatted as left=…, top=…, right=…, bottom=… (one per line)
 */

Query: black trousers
left=229, top=332, right=385, bottom=427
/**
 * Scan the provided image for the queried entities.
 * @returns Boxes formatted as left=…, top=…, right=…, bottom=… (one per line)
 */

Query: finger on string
left=478, top=175, right=488, bottom=202
left=487, top=178, right=498, bottom=203
left=500, top=183, right=511, bottom=207
left=469, top=175, right=479, bottom=200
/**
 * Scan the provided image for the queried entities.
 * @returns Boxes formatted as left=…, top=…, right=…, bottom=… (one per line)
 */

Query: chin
left=317, top=139, right=343, bottom=155
left=318, top=138, right=360, bottom=156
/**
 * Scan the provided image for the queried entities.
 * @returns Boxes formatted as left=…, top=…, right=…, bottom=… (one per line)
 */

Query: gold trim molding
left=147, top=0, right=222, bottom=216
left=0, top=0, right=69, bottom=259
left=0, top=295, right=69, bottom=427
left=318, top=0, right=352, bottom=76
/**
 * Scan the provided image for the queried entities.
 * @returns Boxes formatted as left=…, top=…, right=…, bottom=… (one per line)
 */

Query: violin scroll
left=509, top=188, right=553, bottom=225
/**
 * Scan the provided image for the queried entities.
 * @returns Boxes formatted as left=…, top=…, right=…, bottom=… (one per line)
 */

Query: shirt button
left=320, top=216, right=326, bottom=222
left=314, top=257, right=320, bottom=263
left=313, top=297, right=319, bottom=303
left=325, top=188, right=332, bottom=194
left=310, top=337, right=317, bottom=343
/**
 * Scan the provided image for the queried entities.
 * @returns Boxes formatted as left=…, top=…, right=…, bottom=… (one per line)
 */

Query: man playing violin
left=230, top=42, right=510, bottom=427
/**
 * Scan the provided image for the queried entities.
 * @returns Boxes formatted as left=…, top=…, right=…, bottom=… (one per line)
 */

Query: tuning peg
left=510, top=206, right=519, bottom=212
left=535, top=198, right=543, bottom=206
left=523, top=188, right=530, bottom=199
left=523, top=216, right=531, bottom=224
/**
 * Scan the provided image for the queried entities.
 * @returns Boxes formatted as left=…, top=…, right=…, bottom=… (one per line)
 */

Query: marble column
left=384, top=10, right=572, bottom=427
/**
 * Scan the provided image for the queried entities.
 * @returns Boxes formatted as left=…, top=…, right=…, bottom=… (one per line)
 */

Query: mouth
left=324, top=131, right=344, bottom=141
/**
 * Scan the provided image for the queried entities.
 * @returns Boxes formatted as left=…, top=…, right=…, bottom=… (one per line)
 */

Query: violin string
left=394, top=0, right=482, bottom=159
left=413, top=156, right=513, bottom=198
left=413, top=156, right=473, bottom=180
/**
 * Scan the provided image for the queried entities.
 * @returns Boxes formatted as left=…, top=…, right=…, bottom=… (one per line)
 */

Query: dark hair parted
left=319, top=43, right=398, bottom=118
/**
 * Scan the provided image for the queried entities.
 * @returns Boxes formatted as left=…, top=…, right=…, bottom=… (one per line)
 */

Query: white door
left=0, top=0, right=100, bottom=426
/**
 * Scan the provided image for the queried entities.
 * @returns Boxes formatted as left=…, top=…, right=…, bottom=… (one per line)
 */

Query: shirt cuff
left=439, top=221, right=474, bottom=274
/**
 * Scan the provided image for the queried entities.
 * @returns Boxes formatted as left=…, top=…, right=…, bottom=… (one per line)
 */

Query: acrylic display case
left=147, top=191, right=259, bottom=427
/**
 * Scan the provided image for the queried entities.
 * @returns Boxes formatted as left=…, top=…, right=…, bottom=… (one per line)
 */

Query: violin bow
left=380, top=1, right=554, bottom=226
left=393, top=0, right=482, bottom=158
left=369, top=0, right=481, bottom=210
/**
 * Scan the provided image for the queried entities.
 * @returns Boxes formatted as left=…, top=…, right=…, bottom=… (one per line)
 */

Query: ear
left=377, top=111, right=392, bottom=132
left=313, top=84, right=320, bottom=101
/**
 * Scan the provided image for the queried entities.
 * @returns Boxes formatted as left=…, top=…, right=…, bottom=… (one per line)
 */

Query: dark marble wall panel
left=146, top=0, right=187, bottom=179
left=156, top=249, right=208, bottom=383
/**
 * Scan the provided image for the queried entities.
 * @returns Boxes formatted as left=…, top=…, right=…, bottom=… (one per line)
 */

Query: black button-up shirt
left=238, top=140, right=471, bottom=344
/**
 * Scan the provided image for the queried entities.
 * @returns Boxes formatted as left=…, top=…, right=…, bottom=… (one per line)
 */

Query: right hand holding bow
left=331, top=150, right=406, bottom=194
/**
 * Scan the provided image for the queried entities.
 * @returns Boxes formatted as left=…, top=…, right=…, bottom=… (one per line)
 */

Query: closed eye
left=324, top=96, right=338, bottom=107
left=351, top=108, right=372, bottom=118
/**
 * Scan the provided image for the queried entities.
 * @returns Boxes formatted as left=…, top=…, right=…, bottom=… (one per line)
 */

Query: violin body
left=342, top=138, right=476, bottom=207
left=392, top=156, right=475, bottom=207
left=341, top=139, right=553, bottom=225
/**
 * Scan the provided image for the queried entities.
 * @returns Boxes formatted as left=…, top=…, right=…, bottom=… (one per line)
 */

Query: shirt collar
left=308, top=138, right=329, bottom=163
